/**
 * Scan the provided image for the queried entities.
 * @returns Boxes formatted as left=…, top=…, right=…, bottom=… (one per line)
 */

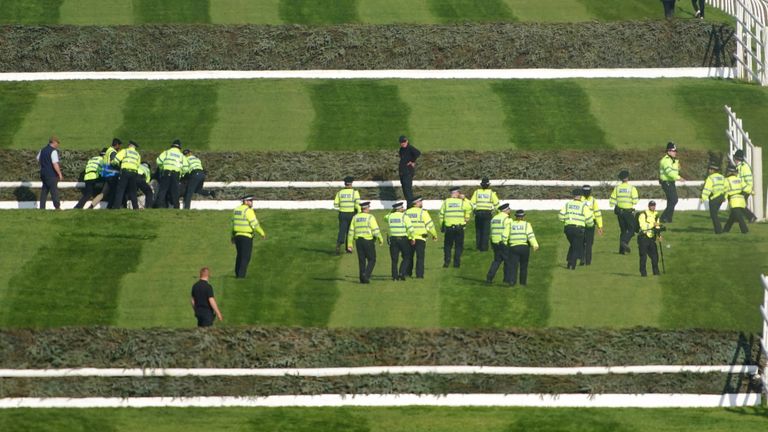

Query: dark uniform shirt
left=191, top=280, right=214, bottom=312
left=398, top=144, right=421, bottom=176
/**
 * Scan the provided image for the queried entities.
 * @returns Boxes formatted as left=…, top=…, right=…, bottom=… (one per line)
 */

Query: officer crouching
left=637, top=201, right=663, bottom=277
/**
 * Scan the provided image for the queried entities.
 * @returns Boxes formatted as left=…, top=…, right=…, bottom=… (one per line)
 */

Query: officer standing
left=637, top=201, right=661, bottom=277
left=111, top=140, right=141, bottom=210
left=659, top=142, right=685, bottom=223
left=154, top=139, right=184, bottom=208
left=508, top=209, right=539, bottom=286
left=733, top=150, right=757, bottom=223
left=138, top=162, right=154, bottom=209
left=486, top=203, right=511, bottom=285
left=36, top=135, right=63, bottom=210
left=470, top=177, right=499, bottom=251
left=559, top=189, right=593, bottom=270
left=398, top=135, right=420, bottom=204
left=609, top=170, right=639, bottom=254
left=333, top=176, right=361, bottom=255
left=700, top=164, right=725, bottom=234
left=580, top=185, right=603, bottom=265
left=232, top=195, right=266, bottom=278
left=181, top=149, right=215, bottom=209
left=385, top=201, right=415, bottom=281
left=347, top=201, right=384, bottom=284
left=75, top=148, right=106, bottom=209
left=723, top=165, right=749, bottom=234
left=440, top=187, right=473, bottom=268
left=405, top=197, right=438, bottom=278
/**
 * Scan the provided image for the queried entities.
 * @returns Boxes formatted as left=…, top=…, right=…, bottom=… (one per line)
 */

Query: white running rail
left=709, top=0, right=768, bottom=84
left=725, top=105, right=765, bottom=220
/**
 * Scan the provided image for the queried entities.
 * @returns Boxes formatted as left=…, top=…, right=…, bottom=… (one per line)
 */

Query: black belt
left=121, top=169, right=137, bottom=173
left=565, top=225, right=584, bottom=228
left=390, top=235, right=408, bottom=239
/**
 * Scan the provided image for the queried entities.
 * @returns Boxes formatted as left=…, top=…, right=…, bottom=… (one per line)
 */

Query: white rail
left=709, top=0, right=768, bottom=84
left=725, top=105, right=765, bottom=220
left=709, top=0, right=768, bottom=21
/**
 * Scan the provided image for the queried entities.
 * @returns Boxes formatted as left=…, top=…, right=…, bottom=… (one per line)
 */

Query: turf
left=58, top=0, right=132, bottom=25
left=0, top=84, right=37, bottom=149
left=208, top=0, right=280, bottom=24
left=132, top=0, right=211, bottom=24
left=0, top=407, right=767, bottom=431
left=278, top=0, right=359, bottom=24
left=428, top=0, right=517, bottom=23
left=0, top=0, right=62, bottom=24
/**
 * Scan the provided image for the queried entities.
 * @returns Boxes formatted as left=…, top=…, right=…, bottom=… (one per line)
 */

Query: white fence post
left=709, top=0, right=768, bottom=85
left=724, top=105, right=765, bottom=220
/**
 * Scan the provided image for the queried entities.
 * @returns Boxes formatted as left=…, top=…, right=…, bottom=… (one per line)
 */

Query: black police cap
left=172, top=139, right=182, bottom=148
left=99, top=147, right=107, bottom=156
left=112, top=138, right=122, bottom=146
left=128, top=140, right=139, bottom=148
left=343, top=176, right=354, bottom=184
left=666, top=142, right=677, bottom=151
left=734, top=149, right=745, bottom=160
left=572, top=188, right=582, bottom=196
left=498, top=203, right=509, bottom=211
left=649, top=200, right=656, bottom=207
left=515, top=209, right=526, bottom=218
left=449, top=186, right=461, bottom=192
left=241, top=195, right=254, bottom=201
left=618, top=170, right=630, bottom=180
left=392, top=202, right=404, bottom=209
left=481, top=177, right=490, bottom=186
left=183, top=149, right=191, bottom=155
left=360, top=201, right=371, bottom=208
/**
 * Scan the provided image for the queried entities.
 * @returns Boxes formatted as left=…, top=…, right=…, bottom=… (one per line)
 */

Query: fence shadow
left=703, top=24, right=735, bottom=67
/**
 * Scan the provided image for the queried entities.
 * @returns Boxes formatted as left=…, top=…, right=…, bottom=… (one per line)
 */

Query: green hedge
left=0, top=21, right=735, bottom=72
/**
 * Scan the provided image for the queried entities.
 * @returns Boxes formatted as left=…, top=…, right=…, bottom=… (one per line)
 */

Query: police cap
left=726, top=164, right=738, bottom=174
left=498, top=203, right=509, bottom=211
left=172, top=139, right=182, bottom=148
left=515, top=209, right=526, bottom=218
left=648, top=200, right=657, bottom=207
left=360, top=201, right=371, bottom=208
left=183, top=149, right=191, bottom=155
left=481, top=177, right=490, bottom=187
left=392, top=201, right=404, bottom=210
left=99, top=147, right=107, bottom=156
left=112, top=138, right=122, bottom=146
left=128, top=140, right=138, bottom=148
left=449, top=186, right=461, bottom=192
left=241, top=195, right=254, bottom=202
left=666, top=142, right=677, bottom=151
left=733, top=149, right=745, bottom=160
left=708, top=164, right=720, bottom=171
left=343, top=176, right=354, bottom=185
left=572, top=188, right=582, bottom=196
left=618, top=170, right=630, bottom=180
left=411, top=196, right=423, bottom=205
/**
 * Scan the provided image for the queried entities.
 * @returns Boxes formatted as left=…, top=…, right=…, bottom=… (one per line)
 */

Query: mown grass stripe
left=428, top=0, right=517, bottom=22
left=133, top=0, right=210, bottom=23
left=278, top=0, right=359, bottom=24
left=508, top=0, right=593, bottom=22
left=0, top=83, right=38, bottom=148
left=357, top=0, right=434, bottom=24
left=209, top=0, right=280, bottom=24
left=59, top=0, right=132, bottom=25
left=0, top=0, right=62, bottom=24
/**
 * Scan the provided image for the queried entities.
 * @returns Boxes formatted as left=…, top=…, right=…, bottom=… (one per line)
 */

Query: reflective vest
left=559, top=199, right=593, bottom=227
left=157, top=148, right=184, bottom=172
left=582, top=196, right=602, bottom=228
left=405, top=207, right=437, bottom=240
left=701, top=172, right=725, bottom=201
left=490, top=212, right=510, bottom=244
left=659, top=154, right=680, bottom=181
left=84, top=156, right=102, bottom=181
left=725, top=175, right=747, bottom=208
left=139, top=164, right=151, bottom=183
left=609, top=182, right=638, bottom=209
left=440, top=197, right=472, bottom=227
left=638, top=210, right=659, bottom=238
left=186, top=155, right=203, bottom=171
left=385, top=211, right=414, bottom=239
left=347, top=213, right=382, bottom=242
left=470, top=188, right=499, bottom=211
left=116, top=147, right=141, bottom=171
left=104, top=147, right=118, bottom=167
left=334, top=188, right=361, bottom=213
left=508, top=220, right=538, bottom=248
left=737, top=161, right=753, bottom=195
left=232, top=204, right=264, bottom=238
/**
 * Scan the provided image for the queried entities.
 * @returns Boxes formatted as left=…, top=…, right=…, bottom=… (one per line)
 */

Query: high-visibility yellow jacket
left=609, top=182, right=639, bottom=209
left=104, top=147, right=118, bottom=167
left=582, top=195, right=603, bottom=228
left=84, top=156, right=102, bottom=181
left=385, top=211, right=414, bottom=240
left=232, top=204, right=265, bottom=238
left=440, top=197, right=472, bottom=227
left=490, top=212, right=510, bottom=244
left=725, top=175, right=747, bottom=208
left=559, top=199, right=594, bottom=227
left=405, top=207, right=438, bottom=241
left=333, top=188, right=361, bottom=213
left=737, top=161, right=754, bottom=195
left=139, top=164, right=151, bottom=184
left=508, top=220, right=539, bottom=248
left=470, top=188, right=499, bottom=211
left=182, top=155, right=204, bottom=176
left=115, top=148, right=141, bottom=171
left=638, top=210, right=659, bottom=239
left=659, top=154, right=681, bottom=182
left=348, top=213, right=383, bottom=243
left=701, top=172, right=725, bottom=201
left=156, top=147, right=184, bottom=172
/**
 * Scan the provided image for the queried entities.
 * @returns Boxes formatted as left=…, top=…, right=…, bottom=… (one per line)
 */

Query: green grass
left=0, top=210, right=764, bottom=331
left=428, top=0, right=517, bottom=23
left=278, top=0, right=359, bottom=24
left=0, top=0, right=62, bottom=24
left=133, top=0, right=211, bottom=24
left=0, top=84, right=37, bottom=148
left=0, top=407, right=767, bottom=431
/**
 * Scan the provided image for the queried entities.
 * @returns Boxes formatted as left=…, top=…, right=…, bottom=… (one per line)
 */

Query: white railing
left=709, top=0, right=768, bottom=21
left=709, top=0, right=768, bottom=84
left=725, top=105, right=765, bottom=220
left=761, top=274, right=768, bottom=400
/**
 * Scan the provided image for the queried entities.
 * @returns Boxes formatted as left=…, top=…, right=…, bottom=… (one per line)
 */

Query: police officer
left=111, top=140, right=141, bottom=210
left=470, top=177, right=499, bottom=251
left=486, top=203, right=511, bottom=285
left=733, top=150, right=757, bottom=223
left=75, top=148, right=106, bottom=209
left=90, top=139, right=121, bottom=208
left=559, top=189, right=593, bottom=270
left=385, top=201, right=415, bottom=281
left=700, top=164, right=725, bottom=234
left=637, top=201, right=661, bottom=277
left=405, top=197, right=438, bottom=278
left=333, top=176, right=361, bottom=255
left=440, top=187, right=473, bottom=268
left=232, top=195, right=266, bottom=278
left=659, top=142, right=685, bottom=223
left=347, top=201, right=384, bottom=284
left=398, top=135, right=420, bottom=204
left=580, top=184, right=603, bottom=265
left=723, top=165, right=749, bottom=234
left=181, top=149, right=214, bottom=209
left=138, top=162, right=154, bottom=209
left=609, top=170, right=639, bottom=254
left=508, top=209, right=539, bottom=286
left=154, top=139, right=184, bottom=208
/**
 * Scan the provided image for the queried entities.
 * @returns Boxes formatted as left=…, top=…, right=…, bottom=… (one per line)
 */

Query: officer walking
left=508, top=209, right=539, bottom=286
left=486, top=204, right=511, bottom=285
left=580, top=185, right=603, bottom=265
left=385, top=201, right=415, bottom=281
left=154, top=139, right=184, bottom=208
left=138, top=162, right=154, bottom=209
left=75, top=148, right=106, bottom=209
left=733, top=150, right=757, bottom=223
left=659, top=142, right=685, bottom=223
left=470, top=177, right=499, bottom=251
left=182, top=149, right=215, bottom=209
left=405, top=197, right=438, bottom=278
left=609, top=170, right=639, bottom=254
left=723, top=165, right=749, bottom=234
left=559, top=189, right=593, bottom=270
left=347, top=201, right=384, bottom=284
left=637, top=201, right=662, bottom=277
left=440, top=187, right=473, bottom=268
left=333, top=176, right=361, bottom=255
left=232, top=195, right=267, bottom=278
left=111, top=140, right=142, bottom=210
left=36, top=135, right=63, bottom=210
left=700, top=164, right=726, bottom=234
left=398, top=135, right=420, bottom=204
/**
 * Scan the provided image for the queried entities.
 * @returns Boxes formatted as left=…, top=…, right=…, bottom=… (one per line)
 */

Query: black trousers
left=486, top=242, right=510, bottom=283
left=138, top=179, right=154, bottom=209
left=40, top=176, right=60, bottom=209
left=474, top=210, right=492, bottom=251
left=103, top=176, right=119, bottom=207
left=407, top=239, right=427, bottom=278
left=724, top=207, right=749, bottom=234
left=708, top=195, right=724, bottom=234
left=662, top=0, right=676, bottom=18
left=443, top=225, right=465, bottom=267
left=154, top=171, right=180, bottom=208
left=564, top=225, right=584, bottom=270
left=195, top=309, right=214, bottom=327
left=183, top=171, right=212, bottom=209
left=509, top=244, right=531, bottom=285
left=389, top=236, right=411, bottom=279
left=692, top=0, right=704, bottom=16
left=337, top=212, right=354, bottom=247
left=399, top=171, right=414, bottom=204
left=355, top=238, right=376, bottom=283
left=743, top=193, right=757, bottom=222
left=234, top=235, right=253, bottom=278
left=582, top=226, right=595, bottom=265
left=75, top=179, right=100, bottom=209
left=112, top=169, right=139, bottom=209
left=660, top=181, right=678, bottom=222
left=616, top=208, right=635, bottom=253
left=638, top=236, right=660, bottom=276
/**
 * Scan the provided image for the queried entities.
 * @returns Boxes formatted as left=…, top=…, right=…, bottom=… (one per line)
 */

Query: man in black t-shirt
left=190, top=267, right=222, bottom=327
left=398, top=135, right=420, bottom=204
